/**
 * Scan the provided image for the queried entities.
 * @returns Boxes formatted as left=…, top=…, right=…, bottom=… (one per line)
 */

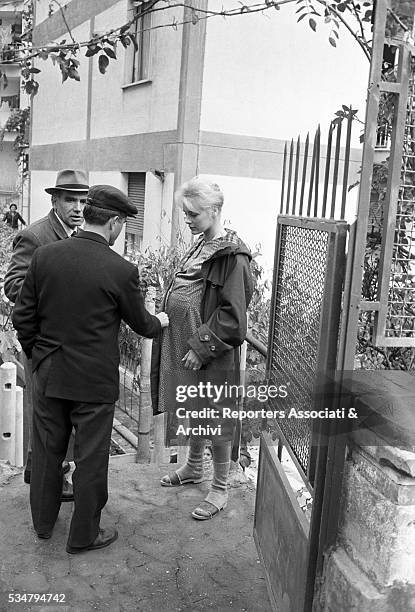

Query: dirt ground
left=0, top=458, right=271, bottom=612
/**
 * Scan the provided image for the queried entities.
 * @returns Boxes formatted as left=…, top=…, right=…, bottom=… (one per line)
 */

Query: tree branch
left=350, top=0, right=366, bottom=40
left=329, top=6, right=370, bottom=60
left=17, top=0, right=373, bottom=92
left=316, top=0, right=371, bottom=61
left=23, top=0, right=300, bottom=63
left=50, top=0, right=76, bottom=45
left=387, top=7, right=409, bottom=33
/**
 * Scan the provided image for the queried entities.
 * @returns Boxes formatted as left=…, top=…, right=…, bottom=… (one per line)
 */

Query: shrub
left=0, top=224, right=20, bottom=361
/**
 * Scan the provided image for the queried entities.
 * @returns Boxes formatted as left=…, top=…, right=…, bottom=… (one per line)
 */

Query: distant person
left=12, top=184, right=169, bottom=553
left=3, top=203, right=26, bottom=229
left=4, top=169, right=89, bottom=491
left=152, top=177, right=253, bottom=520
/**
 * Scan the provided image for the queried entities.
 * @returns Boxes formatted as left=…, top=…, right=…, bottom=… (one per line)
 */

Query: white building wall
left=160, top=172, right=175, bottom=247
left=199, top=173, right=359, bottom=275
left=31, top=1, right=183, bottom=146
left=29, top=171, right=58, bottom=223
left=141, top=171, right=175, bottom=251
left=90, top=3, right=183, bottom=139
left=35, top=0, right=72, bottom=25
left=29, top=0, right=368, bottom=265
left=198, top=173, right=279, bottom=275
left=201, top=0, right=369, bottom=146
left=31, top=21, right=90, bottom=146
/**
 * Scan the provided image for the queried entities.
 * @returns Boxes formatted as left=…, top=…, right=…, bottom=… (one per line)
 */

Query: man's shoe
left=66, top=528, right=118, bottom=554
left=37, top=532, right=51, bottom=539
left=60, top=480, right=74, bottom=502
left=24, top=460, right=70, bottom=485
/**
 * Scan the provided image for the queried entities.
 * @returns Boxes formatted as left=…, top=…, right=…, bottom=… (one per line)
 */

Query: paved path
left=0, top=459, right=270, bottom=612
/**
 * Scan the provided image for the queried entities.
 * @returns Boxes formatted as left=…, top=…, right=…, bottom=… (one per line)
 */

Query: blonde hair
left=175, top=177, right=224, bottom=211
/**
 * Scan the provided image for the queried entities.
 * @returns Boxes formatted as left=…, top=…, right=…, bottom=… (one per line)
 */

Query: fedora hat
left=45, top=169, right=89, bottom=194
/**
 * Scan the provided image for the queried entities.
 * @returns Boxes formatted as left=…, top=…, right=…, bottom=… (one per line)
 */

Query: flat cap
left=86, top=185, right=137, bottom=217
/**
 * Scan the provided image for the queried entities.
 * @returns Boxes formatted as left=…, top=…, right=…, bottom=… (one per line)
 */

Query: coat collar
left=47, top=209, right=68, bottom=241
left=202, top=235, right=252, bottom=264
left=74, top=229, right=109, bottom=245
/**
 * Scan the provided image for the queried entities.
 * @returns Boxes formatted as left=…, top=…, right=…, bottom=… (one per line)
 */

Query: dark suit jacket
left=12, top=230, right=161, bottom=403
left=3, top=211, right=26, bottom=229
left=5, top=210, right=68, bottom=303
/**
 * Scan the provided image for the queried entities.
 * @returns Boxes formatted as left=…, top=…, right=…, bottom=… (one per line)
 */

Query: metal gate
left=253, top=217, right=347, bottom=612
left=254, top=1, right=415, bottom=610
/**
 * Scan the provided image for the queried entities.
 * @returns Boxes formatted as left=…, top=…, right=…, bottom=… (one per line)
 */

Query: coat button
left=210, top=345, right=216, bottom=351
left=203, top=334, right=210, bottom=341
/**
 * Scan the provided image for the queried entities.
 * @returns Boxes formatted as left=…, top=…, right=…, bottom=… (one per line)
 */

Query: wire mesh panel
left=117, top=322, right=142, bottom=424
left=267, top=217, right=347, bottom=485
left=383, top=59, right=415, bottom=342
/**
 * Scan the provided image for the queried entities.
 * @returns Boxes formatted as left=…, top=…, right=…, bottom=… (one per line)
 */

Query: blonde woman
left=151, top=177, right=253, bottom=520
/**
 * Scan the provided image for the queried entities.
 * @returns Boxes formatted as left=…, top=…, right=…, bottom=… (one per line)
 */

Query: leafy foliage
left=295, top=0, right=373, bottom=59
left=0, top=224, right=21, bottom=362
left=126, top=233, right=187, bottom=303
left=118, top=235, right=188, bottom=369
left=0, top=107, right=30, bottom=149
left=0, top=107, right=30, bottom=182
left=1, top=0, right=389, bottom=96
left=248, top=255, right=271, bottom=347
left=119, top=235, right=272, bottom=389
left=356, top=158, right=415, bottom=370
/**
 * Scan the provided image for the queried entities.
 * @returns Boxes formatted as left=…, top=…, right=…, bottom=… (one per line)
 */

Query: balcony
left=0, top=51, right=20, bottom=103
left=0, top=45, right=23, bottom=78
left=0, top=89, right=19, bottom=117
left=374, top=124, right=391, bottom=163
left=375, top=124, right=391, bottom=150
left=0, top=43, right=21, bottom=63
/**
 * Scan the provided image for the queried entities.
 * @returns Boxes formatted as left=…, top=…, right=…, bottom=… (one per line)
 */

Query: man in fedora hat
left=12, top=184, right=169, bottom=553
left=5, top=169, right=89, bottom=302
left=4, top=169, right=89, bottom=489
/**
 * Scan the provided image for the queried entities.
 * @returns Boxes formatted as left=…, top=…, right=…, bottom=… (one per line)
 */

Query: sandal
left=160, top=472, right=203, bottom=487
left=191, top=499, right=227, bottom=520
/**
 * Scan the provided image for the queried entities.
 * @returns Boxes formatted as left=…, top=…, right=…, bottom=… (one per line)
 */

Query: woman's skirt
left=158, top=288, right=237, bottom=446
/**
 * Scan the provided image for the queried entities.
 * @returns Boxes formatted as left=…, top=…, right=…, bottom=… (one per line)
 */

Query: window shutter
left=127, top=173, right=145, bottom=236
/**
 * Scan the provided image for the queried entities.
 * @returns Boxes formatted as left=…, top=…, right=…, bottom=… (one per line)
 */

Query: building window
left=125, top=172, right=145, bottom=254
left=128, top=1, right=151, bottom=83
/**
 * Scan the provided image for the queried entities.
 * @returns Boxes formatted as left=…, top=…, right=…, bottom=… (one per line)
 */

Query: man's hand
left=156, top=312, right=169, bottom=328
left=182, top=349, right=202, bottom=370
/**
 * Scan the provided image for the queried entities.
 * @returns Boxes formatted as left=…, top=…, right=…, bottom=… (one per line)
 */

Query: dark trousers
left=31, top=358, right=115, bottom=547
left=21, top=353, right=74, bottom=473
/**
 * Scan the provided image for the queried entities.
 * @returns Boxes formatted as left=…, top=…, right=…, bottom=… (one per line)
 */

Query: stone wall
left=316, top=442, right=415, bottom=611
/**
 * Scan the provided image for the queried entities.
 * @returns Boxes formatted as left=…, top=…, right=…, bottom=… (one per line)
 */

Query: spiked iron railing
left=280, top=114, right=353, bottom=221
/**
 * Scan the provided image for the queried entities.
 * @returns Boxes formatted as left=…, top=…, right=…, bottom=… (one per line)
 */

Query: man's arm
left=119, top=269, right=163, bottom=338
left=4, top=230, right=40, bottom=303
left=12, top=252, right=40, bottom=359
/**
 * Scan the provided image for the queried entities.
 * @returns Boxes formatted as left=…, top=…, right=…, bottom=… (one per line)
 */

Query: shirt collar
left=54, top=210, right=76, bottom=237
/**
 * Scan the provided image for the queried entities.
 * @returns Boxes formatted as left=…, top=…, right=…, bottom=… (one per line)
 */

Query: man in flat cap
left=12, top=185, right=169, bottom=553
left=5, top=169, right=89, bottom=489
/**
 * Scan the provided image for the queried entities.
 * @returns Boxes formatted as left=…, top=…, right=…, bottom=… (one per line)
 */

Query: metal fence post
left=0, top=362, right=17, bottom=464
left=15, top=386, right=24, bottom=467
left=136, top=287, right=156, bottom=463
left=152, top=413, right=169, bottom=464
